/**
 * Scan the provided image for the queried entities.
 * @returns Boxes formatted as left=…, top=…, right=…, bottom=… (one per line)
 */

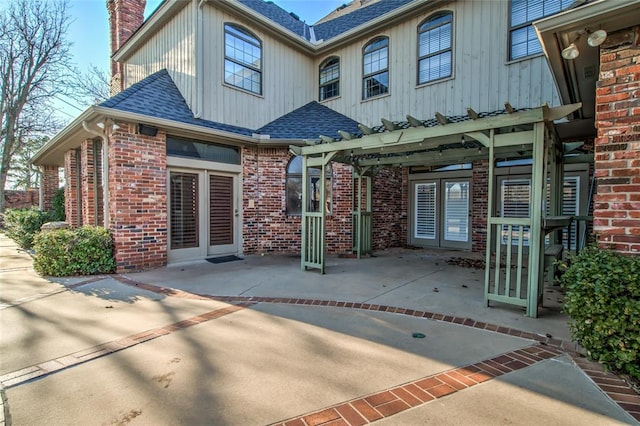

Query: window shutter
left=415, top=183, right=436, bottom=239
left=501, top=178, right=531, bottom=246
left=170, top=172, right=199, bottom=250
left=444, top=181, right=469, bottom=242
left=209, top=175, right=234, bottom=246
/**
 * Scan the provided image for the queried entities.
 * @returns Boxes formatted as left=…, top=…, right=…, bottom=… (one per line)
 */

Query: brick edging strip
left=270, top=345, right=563, bottom=426
left=114, top=274, right=640, bottom=422
left=0, top=301, right=254, bottom=388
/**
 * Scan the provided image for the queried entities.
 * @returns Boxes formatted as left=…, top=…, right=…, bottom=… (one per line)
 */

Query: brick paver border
left=271, top=345, right=563, bottom=426
left=114, top=275, right=640, bottom=423
left=2, top=274, right=638, bottom=424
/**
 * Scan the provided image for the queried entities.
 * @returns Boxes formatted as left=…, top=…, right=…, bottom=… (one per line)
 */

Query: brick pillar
left=372, top=167, right=403, bottom=249
left=472, top=159, right=489, bottom=253
left=108, top=123, right=167, bottom=271
left=594, top=25, right=640, bottom=254
left=107, top=0, right=146, bottom=94
left=64, top=149, right=80, bottom=227
left=81, top=139, right=97, bottom=226
left=41, top=165, right=59, bottom=211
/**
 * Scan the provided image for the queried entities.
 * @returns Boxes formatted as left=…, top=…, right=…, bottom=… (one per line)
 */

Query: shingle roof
left=256, top=101, right=360, bottom=139
left=239, top=0, right=312, bottom=40
left=238, top=0, right=415, bottom=42
left=100, top=69, right=254, bottom=136
left=313, top=0, right=415, bottom=41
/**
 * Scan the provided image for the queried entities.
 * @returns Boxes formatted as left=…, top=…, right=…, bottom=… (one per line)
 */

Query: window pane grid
left=509, top=0, right=573, bottom=60
left=224, top=24, right=262, bottom=94
left=418, top=13, right=452, bottom=84
left=363, top=38, right=389, bottom=99
left=319, top=58, right=340, bottom=101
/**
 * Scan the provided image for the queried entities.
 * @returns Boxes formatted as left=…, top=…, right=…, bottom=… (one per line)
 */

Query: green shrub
left=33, top=226, right=116, bottom=276
left=3, top=208, right=53, bottom=249
left=51, top=187, right=65, bottom=221
left=559, top=245, right=640, bottom=379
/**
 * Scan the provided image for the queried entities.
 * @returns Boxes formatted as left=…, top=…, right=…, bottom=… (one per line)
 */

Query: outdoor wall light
left=561, top=29, right=607, bottom=60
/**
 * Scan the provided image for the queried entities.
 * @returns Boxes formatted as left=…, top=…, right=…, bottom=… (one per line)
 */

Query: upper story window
left=418, top=12, right=453, bottom=84
left=363, top=37, right=389, bottom=100
left=509, top=0, right=573, bottom=60
left=224, top=24, right=262, bottom=94
left=319, top=57, right=340, bottom=101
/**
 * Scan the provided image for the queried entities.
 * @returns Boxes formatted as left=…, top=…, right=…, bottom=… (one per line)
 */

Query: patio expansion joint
left=112, top=274, right=640, bottom=423
left=0, top=300, right=253, bottom=389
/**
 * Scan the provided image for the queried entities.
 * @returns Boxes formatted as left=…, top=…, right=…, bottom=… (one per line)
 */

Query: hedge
left=559, top=245, right=640, bottom=379
left=3, top=208, right=53, bottom=250
left=33, top=226, right=116, bottom=276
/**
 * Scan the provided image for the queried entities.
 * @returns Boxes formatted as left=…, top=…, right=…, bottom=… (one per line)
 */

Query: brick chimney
left=107, top=0, right=146, bottom=95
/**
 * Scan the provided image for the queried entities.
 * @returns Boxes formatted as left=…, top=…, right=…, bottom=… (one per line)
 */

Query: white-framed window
left=418, top=11, right=453, bottom=84
left=224, top=24, right=262, bottom=94
left=363, top=37, right=389, bottom=99
left=319, top=57, right=340, bottom=101
left=509, top=0, right=573, bottom=61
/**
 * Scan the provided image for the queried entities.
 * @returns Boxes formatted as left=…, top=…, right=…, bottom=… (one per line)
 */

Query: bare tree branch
left=0, top=0, right=73, bottom=212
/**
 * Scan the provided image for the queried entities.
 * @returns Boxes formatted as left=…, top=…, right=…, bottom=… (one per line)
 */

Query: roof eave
left=113, top=0, right=190, bottom=63
left=214, top=0, right=317, bottom=54
left=32, top=106, right=259, bottom=166
left=534, top=0, right=640, bottom=106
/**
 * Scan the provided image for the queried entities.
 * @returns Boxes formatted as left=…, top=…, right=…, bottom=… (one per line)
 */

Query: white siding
left=317, top=0, right=561, bottom=126
left=202, top=6, right=315, bottom=129
left=124, top=3, right=197, bottom=111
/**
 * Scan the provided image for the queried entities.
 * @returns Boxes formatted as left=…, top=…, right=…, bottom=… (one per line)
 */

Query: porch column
left=40, top=165, right=59, bottom=212
left=64, top=149, right=81, bottom=227
left=81, top=139, right=97, bottom=226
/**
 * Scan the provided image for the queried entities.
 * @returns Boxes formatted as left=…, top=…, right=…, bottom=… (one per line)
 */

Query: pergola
left=290, top=103, right=584, bottom=318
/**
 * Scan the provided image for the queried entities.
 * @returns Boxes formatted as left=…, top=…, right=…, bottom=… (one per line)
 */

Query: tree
left=9, top=135, right=49, bottom=189
left=69, top=64, right=111, bottom=106
left=0, top=0, right=73, bottom=212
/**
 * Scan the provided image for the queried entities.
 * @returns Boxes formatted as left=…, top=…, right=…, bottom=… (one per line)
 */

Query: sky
left=54, top=0, right=346, bottom=122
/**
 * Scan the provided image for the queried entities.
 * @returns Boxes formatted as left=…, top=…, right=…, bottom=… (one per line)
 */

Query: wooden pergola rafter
left=291, top=103, right=582, bottom=317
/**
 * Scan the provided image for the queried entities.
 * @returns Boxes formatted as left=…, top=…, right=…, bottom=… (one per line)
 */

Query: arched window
left=224, top=23, right=262, bottom=94
left=362, top=37, right=389, bottom=99
left=418, top=12, right=453, bottom=84
left=319, top=57, right=340, bottom=101
left=286, top=156, right=332, bottom=215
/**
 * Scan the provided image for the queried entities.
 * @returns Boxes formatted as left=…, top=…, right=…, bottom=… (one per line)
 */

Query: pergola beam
left=293, top=105, right=577, bottom=157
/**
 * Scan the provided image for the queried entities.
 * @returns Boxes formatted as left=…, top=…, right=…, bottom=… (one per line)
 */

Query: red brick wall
left=41, top=165, right=59, bottom=211
left=594, top=26, right=640, bottom=254
left=108, top=124, right=167, bottom=271
left=241, top=147, right=353, bottom=255
left=472, top=159, right=489, bottom=253
left=3, top=190, right=39, bottom=209
left=64, top=149, right=80, bottom=227
left=81, top=139, right=97, bottom=226
left=372, top=167, right=403, bottom=249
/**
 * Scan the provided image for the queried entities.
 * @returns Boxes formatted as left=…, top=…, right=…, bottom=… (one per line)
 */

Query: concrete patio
left=1, top=233, right=638, bottom=425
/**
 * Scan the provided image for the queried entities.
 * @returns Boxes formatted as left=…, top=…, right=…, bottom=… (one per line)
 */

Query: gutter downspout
left=194, top=0, right=205, bottom=118
left=82, top=120, right=116, bottom=228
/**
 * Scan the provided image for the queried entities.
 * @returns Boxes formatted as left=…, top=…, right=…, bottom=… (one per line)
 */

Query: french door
left=410, top=178, right=471, bottom=250
left=168, top=168, right=238, bottom=263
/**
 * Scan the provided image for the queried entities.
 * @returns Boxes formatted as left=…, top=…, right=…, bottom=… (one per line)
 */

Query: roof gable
left=257, top=101, right=359, bottom=139
left=100, top=69, right=254, bottom=136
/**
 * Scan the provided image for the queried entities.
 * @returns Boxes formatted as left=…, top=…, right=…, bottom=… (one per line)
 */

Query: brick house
left=31, top=0, right=637, bottom=282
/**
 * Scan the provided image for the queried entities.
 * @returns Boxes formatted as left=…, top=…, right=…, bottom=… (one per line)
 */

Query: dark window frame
left=285, top=156, right=333, bottom=216
left=362, top=36, right=389, bottom=100
left=224, top=23, right=262, bottom=95
left=319, top=56, right=340, bottom=101
left=417, top=11, right=453, bottom=85
left=508, top=0, right=573, bottom=61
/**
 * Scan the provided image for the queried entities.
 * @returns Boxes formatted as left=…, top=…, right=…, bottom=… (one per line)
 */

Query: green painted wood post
left=301, top=155, right=308, bottom=270
left=527, top=122, right=547, bottom=318
left=484, top=129, right=496, bottom=307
